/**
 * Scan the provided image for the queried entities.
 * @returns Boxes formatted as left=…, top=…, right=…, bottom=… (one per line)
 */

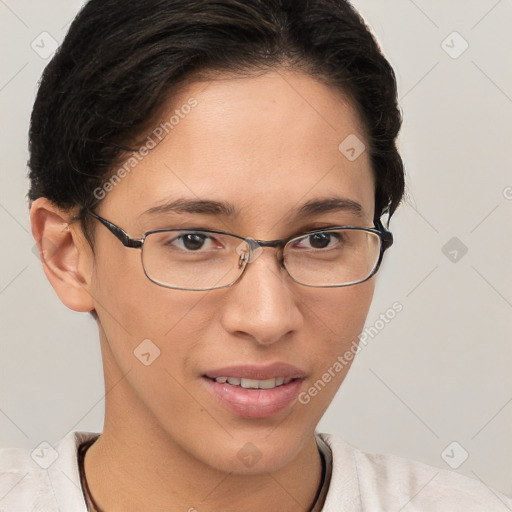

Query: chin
left=189, top=424, right=314, bottom=475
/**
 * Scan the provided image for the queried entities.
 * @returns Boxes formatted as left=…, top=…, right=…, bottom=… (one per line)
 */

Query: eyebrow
left=139, top=196, right=365, bottom=220
left=296, top=197, right=364, bottom=219
left=140, top=198, right=237, bottom=218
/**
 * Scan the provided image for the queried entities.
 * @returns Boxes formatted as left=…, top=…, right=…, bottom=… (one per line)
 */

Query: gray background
left=1, top=0, right=511, bottom=499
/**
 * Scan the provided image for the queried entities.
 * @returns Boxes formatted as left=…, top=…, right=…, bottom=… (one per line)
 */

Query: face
left=84, top=69, right=376, bottom=474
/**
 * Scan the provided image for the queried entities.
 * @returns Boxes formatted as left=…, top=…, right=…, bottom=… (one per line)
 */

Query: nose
left=219, top=248, right=303, bottom=346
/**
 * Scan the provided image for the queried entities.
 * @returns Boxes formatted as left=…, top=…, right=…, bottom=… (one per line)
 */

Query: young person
left=1, top=0, right=509, bottom=510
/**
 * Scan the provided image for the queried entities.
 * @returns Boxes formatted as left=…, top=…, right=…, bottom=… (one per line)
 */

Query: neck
left=84, top=430, right=323, bottom=512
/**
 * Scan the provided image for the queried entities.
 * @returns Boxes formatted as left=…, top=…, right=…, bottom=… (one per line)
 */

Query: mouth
left=206, top=376, right=294, bottom=389
left=202, top=363, right=306, bottom=419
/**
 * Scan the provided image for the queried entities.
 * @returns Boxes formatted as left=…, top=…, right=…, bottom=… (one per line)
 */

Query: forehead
left=101, top=69, right=375, bottom=230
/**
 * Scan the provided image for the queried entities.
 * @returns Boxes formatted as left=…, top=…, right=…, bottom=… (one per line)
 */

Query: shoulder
left=0, top=431, right=98, bottom=512
left=318, top=433, right=512, bottom=512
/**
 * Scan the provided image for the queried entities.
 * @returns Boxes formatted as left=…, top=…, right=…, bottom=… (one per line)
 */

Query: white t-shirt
left=0, top=431, right=509, bottom=511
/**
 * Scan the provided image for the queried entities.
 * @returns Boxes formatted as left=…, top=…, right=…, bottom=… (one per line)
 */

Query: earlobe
left=30, top=198, right=96, bottom=313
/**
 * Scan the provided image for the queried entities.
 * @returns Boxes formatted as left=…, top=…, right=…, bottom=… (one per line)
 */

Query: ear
left=30, top=197, right=95, bottom=313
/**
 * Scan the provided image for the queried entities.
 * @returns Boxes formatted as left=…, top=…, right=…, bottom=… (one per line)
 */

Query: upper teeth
left=214, top=377, right=292, bottom=389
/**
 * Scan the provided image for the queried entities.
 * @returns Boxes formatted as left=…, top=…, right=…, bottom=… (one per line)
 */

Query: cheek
left=90, top=253, right=212, bottom=415
left=308, top=279, right=375, bottom=346
left=90, top=244, right=211, bottom=361
left=300, top=279, right=375, bottom=399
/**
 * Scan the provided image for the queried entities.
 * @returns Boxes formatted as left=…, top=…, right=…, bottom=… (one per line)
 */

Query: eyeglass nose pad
left=237, top=251, right=246, bottom=269
left=235, top=239, right=263, bottom=268
left=235, top=241, right=250, bottom=269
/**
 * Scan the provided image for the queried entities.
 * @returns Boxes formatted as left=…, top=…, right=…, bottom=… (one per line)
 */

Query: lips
left=202, top=363, right=306, bottom=419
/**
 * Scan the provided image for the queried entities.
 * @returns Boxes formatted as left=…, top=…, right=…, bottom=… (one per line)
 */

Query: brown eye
left=161, top=232, right=214, bottom=252
left=293, top=231, right=342, bottom=250
left=180, top=233, right=208, bottom=251
left=308, top=232, right=332, bottom=249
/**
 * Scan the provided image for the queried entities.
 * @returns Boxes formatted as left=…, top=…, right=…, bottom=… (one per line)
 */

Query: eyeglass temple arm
left=374, top=219, right=393, bottom=251
left=87, top=210, right=143, bottom=248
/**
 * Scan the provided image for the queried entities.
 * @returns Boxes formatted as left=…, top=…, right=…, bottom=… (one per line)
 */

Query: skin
left=31, top=68, right=378, bottom=512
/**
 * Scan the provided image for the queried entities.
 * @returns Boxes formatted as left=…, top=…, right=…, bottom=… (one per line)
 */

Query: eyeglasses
left=85, top=209, right=393, bottom=291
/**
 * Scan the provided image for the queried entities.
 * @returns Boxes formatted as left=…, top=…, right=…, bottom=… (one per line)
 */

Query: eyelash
left=289, top=224, right=346, bottom=237
left=175, top=224, right=343, bottom=235
left=147, top=221, right=355, bottom=241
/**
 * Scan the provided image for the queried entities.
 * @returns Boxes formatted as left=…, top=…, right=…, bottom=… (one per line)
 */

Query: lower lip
left=202, top=377, right=303, bottom=419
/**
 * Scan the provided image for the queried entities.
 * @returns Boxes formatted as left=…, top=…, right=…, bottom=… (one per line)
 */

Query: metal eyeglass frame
left=85, top=209, right=393, bottom=290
